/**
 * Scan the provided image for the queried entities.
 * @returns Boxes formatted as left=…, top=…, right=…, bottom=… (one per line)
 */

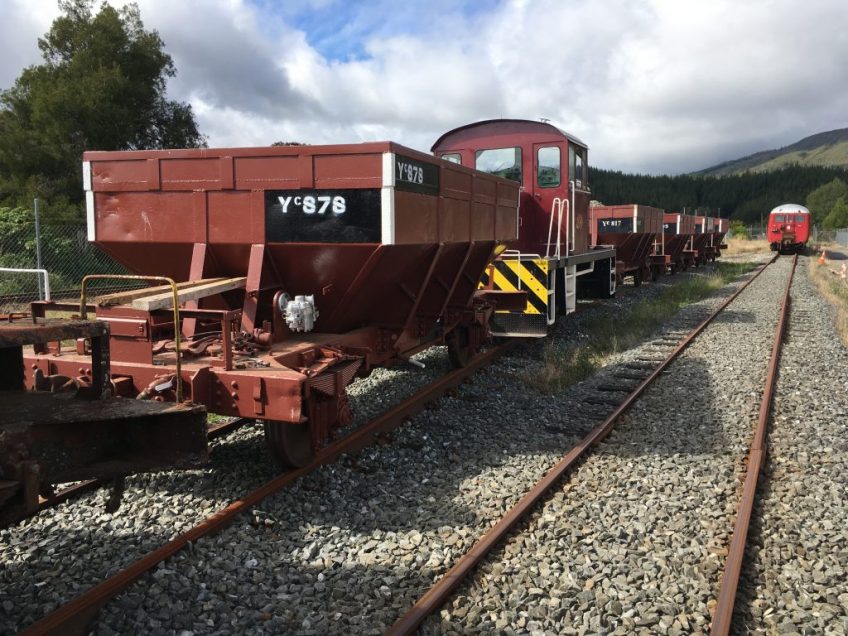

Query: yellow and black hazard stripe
left=480, top=258, right=549, bottom=315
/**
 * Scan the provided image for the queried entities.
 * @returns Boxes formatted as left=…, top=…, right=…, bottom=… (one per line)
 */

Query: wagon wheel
left=447, top=325, right=473, bottom=368
left=264, top=419, right=313, bottom=468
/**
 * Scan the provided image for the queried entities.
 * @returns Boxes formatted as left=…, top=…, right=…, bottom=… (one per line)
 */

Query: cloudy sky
left=2, top=0, right=847, bottom=174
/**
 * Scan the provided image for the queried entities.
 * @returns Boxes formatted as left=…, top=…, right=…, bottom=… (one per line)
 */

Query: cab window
left=795, top=215, right=805, bottom=223
left=475, top=147, right=522, bottom=183
left=774, top=215, right=785, bottom=223
left=568, top=145, right=587, bottom=188
left=440, top=153, right=461, bottom=164
left=537, top=147, right=560, bottom=187
left=574, top=149, right=585, bottom=187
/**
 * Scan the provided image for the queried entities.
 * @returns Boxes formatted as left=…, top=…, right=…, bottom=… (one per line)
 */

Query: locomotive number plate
left=265, top=189, right=381, bottom=243
left=394, top=154, right=439, bottom=195
left=598, top=218, right=634, bottom=233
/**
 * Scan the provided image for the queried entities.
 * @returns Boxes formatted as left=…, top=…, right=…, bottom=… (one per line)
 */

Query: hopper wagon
left=658, top=212, right=697, bottom=273
left=432, top=119, right=615, bottom=337
left=1, top=317, right=205, bottom=525
left=590, top=204, right=664, bottom=286
left=691, top=215, right=715, bottom=265
left=23, top=143, right=518, bottom=467
left=712, top=218, right=729, bottom=256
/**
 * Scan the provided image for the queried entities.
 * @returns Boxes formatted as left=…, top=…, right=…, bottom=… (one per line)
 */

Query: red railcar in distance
left=768, top=203, right=811, bottom=253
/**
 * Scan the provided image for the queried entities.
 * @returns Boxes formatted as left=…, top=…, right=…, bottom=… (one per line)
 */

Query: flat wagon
left=23, top=143, right=518, bottom=466
left=1, top=318, right=205, bottom=525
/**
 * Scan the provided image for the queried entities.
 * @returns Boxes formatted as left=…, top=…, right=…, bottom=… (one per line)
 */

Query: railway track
left=7, top=254, right=839, bottom=634
left=386, top=253, right=847, bottom=635
left=11, top=341, right=514, bottom=634
left=386, top=253, right=788, bottom=635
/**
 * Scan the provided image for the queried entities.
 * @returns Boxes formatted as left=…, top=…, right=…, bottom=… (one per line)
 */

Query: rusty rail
left=386, top=255, right=779, bottom=636
left=20, top=342, right=514, bottom=635
left=710, top=253, right=796, bottom=634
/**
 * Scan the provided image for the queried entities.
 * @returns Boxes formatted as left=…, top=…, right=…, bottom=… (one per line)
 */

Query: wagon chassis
left=26, top=265, right=494, bottom=468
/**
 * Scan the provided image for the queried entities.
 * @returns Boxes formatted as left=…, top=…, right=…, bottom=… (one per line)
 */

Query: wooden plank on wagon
left=95, top=279, right=227, bottom=307
left=131, top=277, right=247, bottom=311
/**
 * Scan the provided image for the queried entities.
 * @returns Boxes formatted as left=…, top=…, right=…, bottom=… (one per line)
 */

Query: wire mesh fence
left=0, top=219, right=140, bottom=315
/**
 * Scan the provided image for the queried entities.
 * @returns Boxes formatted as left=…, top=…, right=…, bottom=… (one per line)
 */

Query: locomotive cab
left=433, top=119, right=615, bottom=337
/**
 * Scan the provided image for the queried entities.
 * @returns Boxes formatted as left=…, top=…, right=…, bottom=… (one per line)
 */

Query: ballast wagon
left=691, top=216, right=715, bottom=265
left=432, top=119, right=615, bottom=337
left=23, top=143, right=518, bottom=467
left=712, top=218, right=729, bottom=256
left=658, top=212, right=697, bottom=273
left=590, top=204, right=665, bottom=285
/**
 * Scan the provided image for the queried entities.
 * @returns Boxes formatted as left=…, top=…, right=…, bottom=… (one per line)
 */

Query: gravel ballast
left=732, top=255, right=848, bottom=634
left=416, top=254, right=796, bottom=635
left=6, top=253, right=834, bottom=636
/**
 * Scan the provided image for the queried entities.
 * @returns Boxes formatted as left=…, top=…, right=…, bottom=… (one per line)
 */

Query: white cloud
left=2, top=0, right=847, bottom=174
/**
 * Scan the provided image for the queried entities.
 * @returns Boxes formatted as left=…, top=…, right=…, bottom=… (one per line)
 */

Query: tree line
left=590, top=165, right=848, bottom=227
left=0, top=0, right=204, bottom=221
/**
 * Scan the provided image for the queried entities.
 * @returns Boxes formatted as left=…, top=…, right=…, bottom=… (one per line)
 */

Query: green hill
left=695, top=128, right=848, bottom=176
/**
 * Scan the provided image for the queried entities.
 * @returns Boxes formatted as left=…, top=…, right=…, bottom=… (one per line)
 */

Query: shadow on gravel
left=709, top=308, right=757, bottom=325
left=599, top=356, right=730, bottom=459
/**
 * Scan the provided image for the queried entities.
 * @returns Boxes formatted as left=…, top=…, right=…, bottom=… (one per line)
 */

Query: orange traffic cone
left=818, top=250, right=827, bottom=266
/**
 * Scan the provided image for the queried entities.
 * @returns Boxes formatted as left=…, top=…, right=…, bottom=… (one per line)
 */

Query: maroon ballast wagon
left=659, top=212, right=697, bottom=273
left=711, top=218, right=729, bottom=257
left=590, top=204, right=664, bottom=286
left=24, top=143, right=518, bottom=466
left=693, top=215, right=716, bottom=264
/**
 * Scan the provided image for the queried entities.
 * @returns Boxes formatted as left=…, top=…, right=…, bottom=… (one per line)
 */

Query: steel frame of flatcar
left=0, top=318, right=206, bottom=526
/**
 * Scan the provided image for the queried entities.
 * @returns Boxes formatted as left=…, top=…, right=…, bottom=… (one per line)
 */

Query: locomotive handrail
left=80, top=274, right=183, bottom=401
left=546, top=197, right=568, bottom=259
left=569, top=180, right=577, bottom=255
left=500, top=249, right=543, bottom=260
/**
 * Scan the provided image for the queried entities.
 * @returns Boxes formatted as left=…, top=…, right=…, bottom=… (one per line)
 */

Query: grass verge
left=722, top=237, right=770, bottom=257
left=808, top=256, right=848, bottom=346
left=526, top=261, right=759, bottom=394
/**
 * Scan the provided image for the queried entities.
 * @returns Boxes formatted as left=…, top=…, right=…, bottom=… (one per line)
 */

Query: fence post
left=34, top=198, right=44, bottom=300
